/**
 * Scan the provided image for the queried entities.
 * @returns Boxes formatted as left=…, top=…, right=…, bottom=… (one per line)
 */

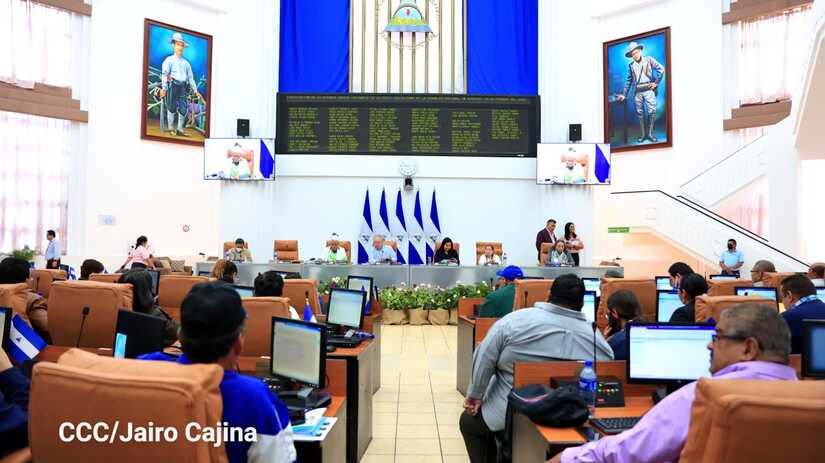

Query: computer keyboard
left=589, top=417, right=641, bottom=435
left=327, top=337, right=361, bottom=348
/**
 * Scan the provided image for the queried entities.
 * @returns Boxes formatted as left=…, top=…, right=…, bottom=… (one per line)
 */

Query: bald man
left=749, top=260, right=776, bottom=287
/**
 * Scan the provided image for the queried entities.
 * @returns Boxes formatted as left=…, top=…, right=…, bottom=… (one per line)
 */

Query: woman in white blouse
left=477, top=245, right=502, bottom=266
left=564, top=222, right=584, bottom=267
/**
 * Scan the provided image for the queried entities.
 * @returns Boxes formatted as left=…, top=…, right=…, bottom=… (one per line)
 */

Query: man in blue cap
left=477, top=265, right=523, bottom=317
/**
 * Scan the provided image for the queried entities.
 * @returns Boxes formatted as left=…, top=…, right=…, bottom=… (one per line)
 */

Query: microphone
left=76, top=306, right=90, bottom=347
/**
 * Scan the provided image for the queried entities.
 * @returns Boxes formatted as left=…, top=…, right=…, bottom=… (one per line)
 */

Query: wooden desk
left=456, top=315, right=499, bottom=396
left=295, top=397, right=347, bottom=463
left=328, top=339, right=376, bottom=463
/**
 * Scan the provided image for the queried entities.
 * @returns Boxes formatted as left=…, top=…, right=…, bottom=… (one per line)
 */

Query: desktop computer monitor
left=627, top=323, right=716, bottom=384
left=231, top=285, right=254, bottom=298
left=656, top=290, right=683, bottom=322
left=709, top=274, right=738, bottom=281
left=655, top=276, right=673, bottom=291
left=113, top=310, right=165, bottom=359
left=347, top=275, right=374, bottom=301
left=582, top=278, right=600, bottom=296
left=816, top=287, right=825, bottom=303
left=735, top=286, right=778, bottom=301
left=802, top=320, right=825, bottom=379
left=147, top=270, right=160, bottom=296
left=327, top=288, right=366, bottom=329
left=582, top=291, right=597, bottom=323
left=0, top=307, right=10, bottom=350
left=270, top=317, right=326, bottom=388
left=198, top=270, right=211, bottom=277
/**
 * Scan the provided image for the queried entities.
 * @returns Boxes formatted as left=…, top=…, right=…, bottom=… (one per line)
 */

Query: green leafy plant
left=379, top=286, right=405, bottom=310
left=318, top=276, right=347, bottom=295
left=11, top=245, right=36, bottom=262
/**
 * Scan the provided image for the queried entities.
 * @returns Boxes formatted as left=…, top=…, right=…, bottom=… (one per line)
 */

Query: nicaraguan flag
left=389, top=189, right=408, bottom=264
left=424, top=189, right=442, bottom=263
left=259, top=139, right=275, bottom=179
left=357, top=189, right=373, bottom=264
left=68, top=266, right=78, bottom=280
left=595, top=144, right=611, bottom=183
left=408, top=190, right=426, bottom=265
left=375, top=189, right=391, bottom=236
left=303, top=298, right=314, bottom=322
left=9, top=314, right=46, bottom=365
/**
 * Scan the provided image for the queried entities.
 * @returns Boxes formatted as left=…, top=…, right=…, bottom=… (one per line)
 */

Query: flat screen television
left=536, top=143, right=611, bottom=185
left=203, top=138, right=275, bottom=180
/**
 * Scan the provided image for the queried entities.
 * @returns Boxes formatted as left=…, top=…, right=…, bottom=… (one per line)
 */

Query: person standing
left=535, top=219, right=558, bottom=262
left=44, top=230, right=60, bottom=269
left=616, top=40, right=665, bottom=143
left=120, top=236, right=155, bottom=270
left=564, top=222, right=584, bottom=266
left=719, top=238, right=744, bottom=276
left=159, top=32, right=202, bottom=137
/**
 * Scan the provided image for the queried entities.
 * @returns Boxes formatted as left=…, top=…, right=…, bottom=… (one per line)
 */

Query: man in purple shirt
left=550, top=302, right=797, bottom=463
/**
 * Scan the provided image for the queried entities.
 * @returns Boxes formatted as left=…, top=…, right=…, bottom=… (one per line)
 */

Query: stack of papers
left=293, top=408, right=337, bottom=442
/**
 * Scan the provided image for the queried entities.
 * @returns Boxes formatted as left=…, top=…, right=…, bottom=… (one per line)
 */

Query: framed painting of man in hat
left=141, top=19, right=212, bottom=145
left=603, top=27, right=671, bottom=152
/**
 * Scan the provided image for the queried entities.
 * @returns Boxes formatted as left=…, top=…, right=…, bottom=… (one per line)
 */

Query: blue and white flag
left=389, top=189, right=408, bottom=265
left=595, top=143, right=611, bottom=183
left=67, top=266, right=78, bottom=280
left=408, top=190, right=426, bottom=265
left=375, top=189, right=391, bottom=237
left=424, top=189, right=442, bottom=263
left=357, top=189, right=373, bottom=264
left=9, top=314, right=46, bottom=365
left=260, top=139, right=275, bottom=179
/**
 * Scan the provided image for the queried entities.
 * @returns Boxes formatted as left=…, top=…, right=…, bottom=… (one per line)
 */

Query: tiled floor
left=361, top=324, right=469, bottom=463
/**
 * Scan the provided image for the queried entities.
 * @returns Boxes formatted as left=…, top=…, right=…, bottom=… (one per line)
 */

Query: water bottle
left=578, top=360, right=597, bottom=417
left=502, top=252, right=508, bottom=266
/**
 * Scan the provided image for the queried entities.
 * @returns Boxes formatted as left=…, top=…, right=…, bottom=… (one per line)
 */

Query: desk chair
left=597, top=278, right=656, bottom=329
left=538, top=242, right=553, bottom=265
left=324, top=240, right=352, bottom=263
left=157, top=275, right=209, bottom=322
left=694, top=295, right=777, bottom=322
left=513, top=279, right=553, bottom=310
left=475, top=241, right=503, bottom=265
left=48, top=281, right=133, bottom=348
left=680, top=378, right=825, bottom=462
left=30, top=269, right=67, bottom=299
left=29, top=349, right=226, bottom=462
left=0, top=283, right=30, bottom=320
left=273, top=240, right=300, bottom=261
left=89, top=273, right=122, bottom=284
left=707, top=279, right=750, bottom=297
left=282, top=279, right=321, bottom=315
left=761, top=272, right=797, bottom=291
left=241, top=297, right=292, bottom=356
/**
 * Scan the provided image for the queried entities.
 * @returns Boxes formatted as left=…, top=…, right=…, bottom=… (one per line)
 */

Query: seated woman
left=545, top=240, right=574, bottom=267
left=477, top=245, right=502, bottom=266
left=670, top=273, right=708, bottom=323
left=222, top=261, right=239, bottom=284
left=604, top=290, right=642, bottom=360
left=118, top=269, right=179, bottom=346
left=433, top=237, right=460, bottom=265
left=209, top=258, right=227, bottom=280
left=79, top=259, right=105, bottom=280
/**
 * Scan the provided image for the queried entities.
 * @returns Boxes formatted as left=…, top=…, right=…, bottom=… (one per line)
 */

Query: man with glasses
left=550, top=303, right=797, bottom=463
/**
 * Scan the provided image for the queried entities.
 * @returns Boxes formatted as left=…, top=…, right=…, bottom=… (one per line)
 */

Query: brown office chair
left=762, top=272, right=797, bottom=290
left=48, top=281, right=133, bottom=348
left=0, top=283, right=30, bottom=320
left=597, top=278, right=656, bottom=329
left=241, top=297, right=292, bottom=356
left=282, top=279, right=321, bottom=315
left=538, top=242, right=553, bottom=265
left=89, top=273, right=123, bottom=284
left=157, top=275, right=209, bottom=322
left=325, top=240, right=352, bottom=263
left=273, top=240, right=299, bottom=261
left=475, top=242, right=503, bottom=265
left=513, top=279, right=554, bottom=310
left=31, top=269, right=68, bottom=299
left=29, top=348, right=227, bottom=463
left=223, top=241, right=249, bottom=254
left=434, top=240, right=460, bottom=254
left=680, top=378, right=825, bottom=462
left=707, top=279, right=751, bottom=297
left=694, top=295, right=776, bottom=322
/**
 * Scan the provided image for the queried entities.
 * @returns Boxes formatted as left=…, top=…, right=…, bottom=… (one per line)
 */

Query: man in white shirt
left=322, top=233, right=348, bottom=263
left=223, top=144, right=252, bottom=180
left=368, top=235, right=396, bottom=264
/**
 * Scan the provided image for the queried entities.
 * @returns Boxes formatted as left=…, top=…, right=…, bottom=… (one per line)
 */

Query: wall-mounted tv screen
left=536, top=143, right=611, bottom=185
left=204, top=138, right=275, bottom=181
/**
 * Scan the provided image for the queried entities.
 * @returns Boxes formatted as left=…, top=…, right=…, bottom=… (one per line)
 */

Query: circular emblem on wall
left=378, top=0, right=440, bottom=50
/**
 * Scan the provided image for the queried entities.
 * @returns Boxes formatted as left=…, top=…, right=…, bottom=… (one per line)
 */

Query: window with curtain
left=0, top=0, right=73, bottom=254
left=738, top=5, right=811, bottom=105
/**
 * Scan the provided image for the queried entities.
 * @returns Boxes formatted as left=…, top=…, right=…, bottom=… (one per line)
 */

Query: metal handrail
left=611, top=190, right=808, bottom=267
left=679, top=133, right=766, bottom=188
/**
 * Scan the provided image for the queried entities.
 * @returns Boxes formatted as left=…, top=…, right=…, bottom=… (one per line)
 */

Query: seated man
left=253, top=270, right=310, bottom=321
left=806, top=262, right=825, bottom=286
left=0, top=349, right=29, bottom=456
left=79, top=258, right=105, bottom=280
left=779, top=274, right=825, bottom=354
left=140, top=282, right=296, bottom=463
left=667, top=262, right=693, bottom=289
left=477, top=265, right=523, bottom=318
left=749, top=259, right=776, bottom=287
left=552, top=302, right=797, bottom=463
left=225, top=238, right=253, bottom=263
left=322, top=233, right=348, bottom=263
left=669, top=273, right=708, bottom=323
left=461, top=274, right=613, bottom=462
left=368, top=235, right=396, bottom=264
left=0, top=257, right=49, bottom=342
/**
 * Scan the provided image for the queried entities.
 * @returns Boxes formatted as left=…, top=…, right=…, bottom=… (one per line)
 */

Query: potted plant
left=451, top=282, right=494, bottom=324
left=12, top=245, right=36, bottom=264
left=428, top=286, right=453, bottom=325
left=379, top=286, right=408, bottom=325
left=407, top=284, right=431, bottom=325
left=318, top=276, right=347, bottom=308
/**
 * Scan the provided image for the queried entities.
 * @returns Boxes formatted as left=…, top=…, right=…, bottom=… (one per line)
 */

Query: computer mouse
left=326, top=345, right=337, bottom=353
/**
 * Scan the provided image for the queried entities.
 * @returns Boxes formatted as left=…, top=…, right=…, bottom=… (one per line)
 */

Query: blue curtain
left=279, top=0, right=349, bottom=92
left=466, top=0, right=537, bottom=95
